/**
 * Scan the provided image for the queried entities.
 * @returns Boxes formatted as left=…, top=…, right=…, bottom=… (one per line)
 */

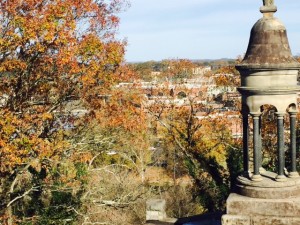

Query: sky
left=117, top=0, right=300, bottom=62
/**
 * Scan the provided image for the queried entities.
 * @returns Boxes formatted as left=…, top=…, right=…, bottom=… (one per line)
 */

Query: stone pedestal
left=222, top=173, right=300, bottom=225
left=222, top=193, right=300, bottom=225
left=236, top=171, right=300, bottom=199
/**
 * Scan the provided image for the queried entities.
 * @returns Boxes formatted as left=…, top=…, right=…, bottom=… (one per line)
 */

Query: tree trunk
left=6, top=204, right=13, bottom=225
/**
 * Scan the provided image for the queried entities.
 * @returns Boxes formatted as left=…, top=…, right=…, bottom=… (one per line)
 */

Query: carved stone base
left=236, top=171, right=300, bottom=199
left=222, top=193, right=300, bottom=225
left=222, top=215, right=300, bottom=225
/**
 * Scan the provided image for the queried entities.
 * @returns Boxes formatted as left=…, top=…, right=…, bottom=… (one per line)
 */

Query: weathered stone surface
left=146, top=217, right=177, bottom=225
left=251, top=216, right=300, bottom=225
left=235, top=173, right=300, bottom=199
left=146, top=199, right=167, bottom=221
left=146, top=199, right=166, bottom=211
left=222, top=215, right=250, bottom=225
left=236, top=0, right=300, bottom=113
left=236, top=8, right=300, bottom=69
left=223, top=194, right=300, bottom=224
left=222, top=214, right=300, bottom=225
left=146, top=211, right=166, bottom=221
left=146, top=221, right=175, bottom=225
left=226, top=193, right=300, bottom=217
left=236, top=183, right=300, bottom=199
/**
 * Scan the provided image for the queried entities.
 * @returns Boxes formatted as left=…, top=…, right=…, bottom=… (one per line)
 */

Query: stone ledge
left=236, top=172, right=300, bottom=199
left=146, top=211, right=167, bottom=221
left=236, top=183, right=300, bottom=199
left=252, top=216, right=300, bottom=225
left=146, top=219, right=176, bottom=225
left=227, top=193, right=300, bottom=217
left=222, top=215, right=250, bottom=225
left=222, top=214, right=300, bottom=225
left=237, top=171, right=300, bottom=188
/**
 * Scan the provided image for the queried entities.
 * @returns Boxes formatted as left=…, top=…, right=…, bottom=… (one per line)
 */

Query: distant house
left=192, top=66, right=211, bottom=75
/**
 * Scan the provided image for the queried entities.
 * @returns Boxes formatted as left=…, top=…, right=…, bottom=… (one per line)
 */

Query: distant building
left=192, top=66, right=211, bottom=75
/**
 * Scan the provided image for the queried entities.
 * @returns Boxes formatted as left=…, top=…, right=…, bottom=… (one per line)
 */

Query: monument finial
left=263, top=0, right=275, bottom=7
left=260, top=0, right=277, bottom=14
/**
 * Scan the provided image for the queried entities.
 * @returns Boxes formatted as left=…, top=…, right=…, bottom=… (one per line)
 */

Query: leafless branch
left=7, top=186, right=39, bottom=208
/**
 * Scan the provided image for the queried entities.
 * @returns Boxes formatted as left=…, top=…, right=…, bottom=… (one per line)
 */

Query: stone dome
left=237, top=13, right=300, bottom=70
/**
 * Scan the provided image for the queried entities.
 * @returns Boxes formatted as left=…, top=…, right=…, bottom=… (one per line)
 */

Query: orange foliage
left=0, top=0, right=138, bottom=223
left=214, top=66, right=240, bottom=87
left=160, top=59, right=196, bottom=80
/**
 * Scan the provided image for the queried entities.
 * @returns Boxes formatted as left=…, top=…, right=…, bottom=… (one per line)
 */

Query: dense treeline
left=128, top=59, right=236, bottom=81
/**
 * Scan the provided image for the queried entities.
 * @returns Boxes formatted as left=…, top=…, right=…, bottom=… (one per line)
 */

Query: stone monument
left=222, top=1, right=300, bottom=224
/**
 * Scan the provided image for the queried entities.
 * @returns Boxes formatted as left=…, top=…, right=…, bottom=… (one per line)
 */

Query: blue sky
left=118, top=0, right=300, bottom=62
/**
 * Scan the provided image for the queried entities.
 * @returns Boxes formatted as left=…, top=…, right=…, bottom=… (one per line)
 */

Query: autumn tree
left=0, top=0, right=144, bottom=224
left=129, top=61, right=162, bottom=81
left=213, top=66, right=240, bottom=87
left=160, top=59, right=196, bottom=81
left=145, top=73, right=242, bottom=212
left=68, top=98, right=154, bottom=224
left=156, top=104, right=238, bottom=210
left=129, top=59, right=197, bottom=82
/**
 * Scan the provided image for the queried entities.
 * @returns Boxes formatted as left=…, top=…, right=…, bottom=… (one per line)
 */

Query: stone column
left=251, top=113, right=263, bottom=182
left=289, top=111, right=299, bottom=178
left=242, top=110, right=249, bottom=177
left=276, top=113, right=287, bottom=182
left=258, top=115, right=265, bottom=173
